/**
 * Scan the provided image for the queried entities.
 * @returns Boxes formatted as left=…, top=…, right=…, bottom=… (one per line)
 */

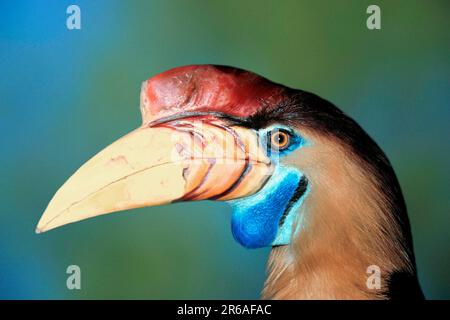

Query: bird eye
left=270, top=130, right=291, bottom=150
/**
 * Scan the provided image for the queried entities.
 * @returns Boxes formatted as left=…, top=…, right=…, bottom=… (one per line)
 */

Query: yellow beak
left=36, top=120, right=272, bottom=233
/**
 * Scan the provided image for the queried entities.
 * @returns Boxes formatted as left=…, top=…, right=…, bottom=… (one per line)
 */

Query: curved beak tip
left=35, top=218, right=48, bottom=234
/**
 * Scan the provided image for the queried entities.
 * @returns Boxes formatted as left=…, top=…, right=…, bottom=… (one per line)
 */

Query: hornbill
left=36, top=65, right=423, bottom=299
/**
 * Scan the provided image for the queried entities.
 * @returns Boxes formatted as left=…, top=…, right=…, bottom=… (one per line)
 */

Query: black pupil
left=273, top=131, right=289, bottom=149
left=275, top=133, right=285, bottom=144
left=266, top=130, right=290, bottom=155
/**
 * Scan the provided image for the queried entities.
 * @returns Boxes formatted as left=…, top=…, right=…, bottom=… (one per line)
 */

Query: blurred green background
left=0, top=0, right=449, bottom=299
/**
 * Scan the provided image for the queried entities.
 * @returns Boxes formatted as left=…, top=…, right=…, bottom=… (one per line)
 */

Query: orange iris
left=270, top=131, right=290, bottom=150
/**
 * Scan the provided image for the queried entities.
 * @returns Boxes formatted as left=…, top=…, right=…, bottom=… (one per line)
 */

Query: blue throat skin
left=228, top=165, right=308, bottom=248
left=227, top=125, right=309, bottom=248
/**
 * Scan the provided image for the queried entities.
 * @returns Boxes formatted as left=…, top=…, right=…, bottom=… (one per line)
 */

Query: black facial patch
left=279, top=175, right=308, bottom=227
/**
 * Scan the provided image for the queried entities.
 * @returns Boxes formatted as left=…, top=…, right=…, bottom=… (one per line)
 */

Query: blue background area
left=0, top=0, right=449, bottom=299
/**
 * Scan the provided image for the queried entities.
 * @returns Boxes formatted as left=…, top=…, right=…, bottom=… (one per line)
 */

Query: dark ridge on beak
left=147, top=111, right=254, bottom=128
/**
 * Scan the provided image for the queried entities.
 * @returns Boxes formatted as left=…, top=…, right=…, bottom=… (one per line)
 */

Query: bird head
left=36, top=65, right=415, bottom=274
left=36, top=65, right=312, bottom=248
